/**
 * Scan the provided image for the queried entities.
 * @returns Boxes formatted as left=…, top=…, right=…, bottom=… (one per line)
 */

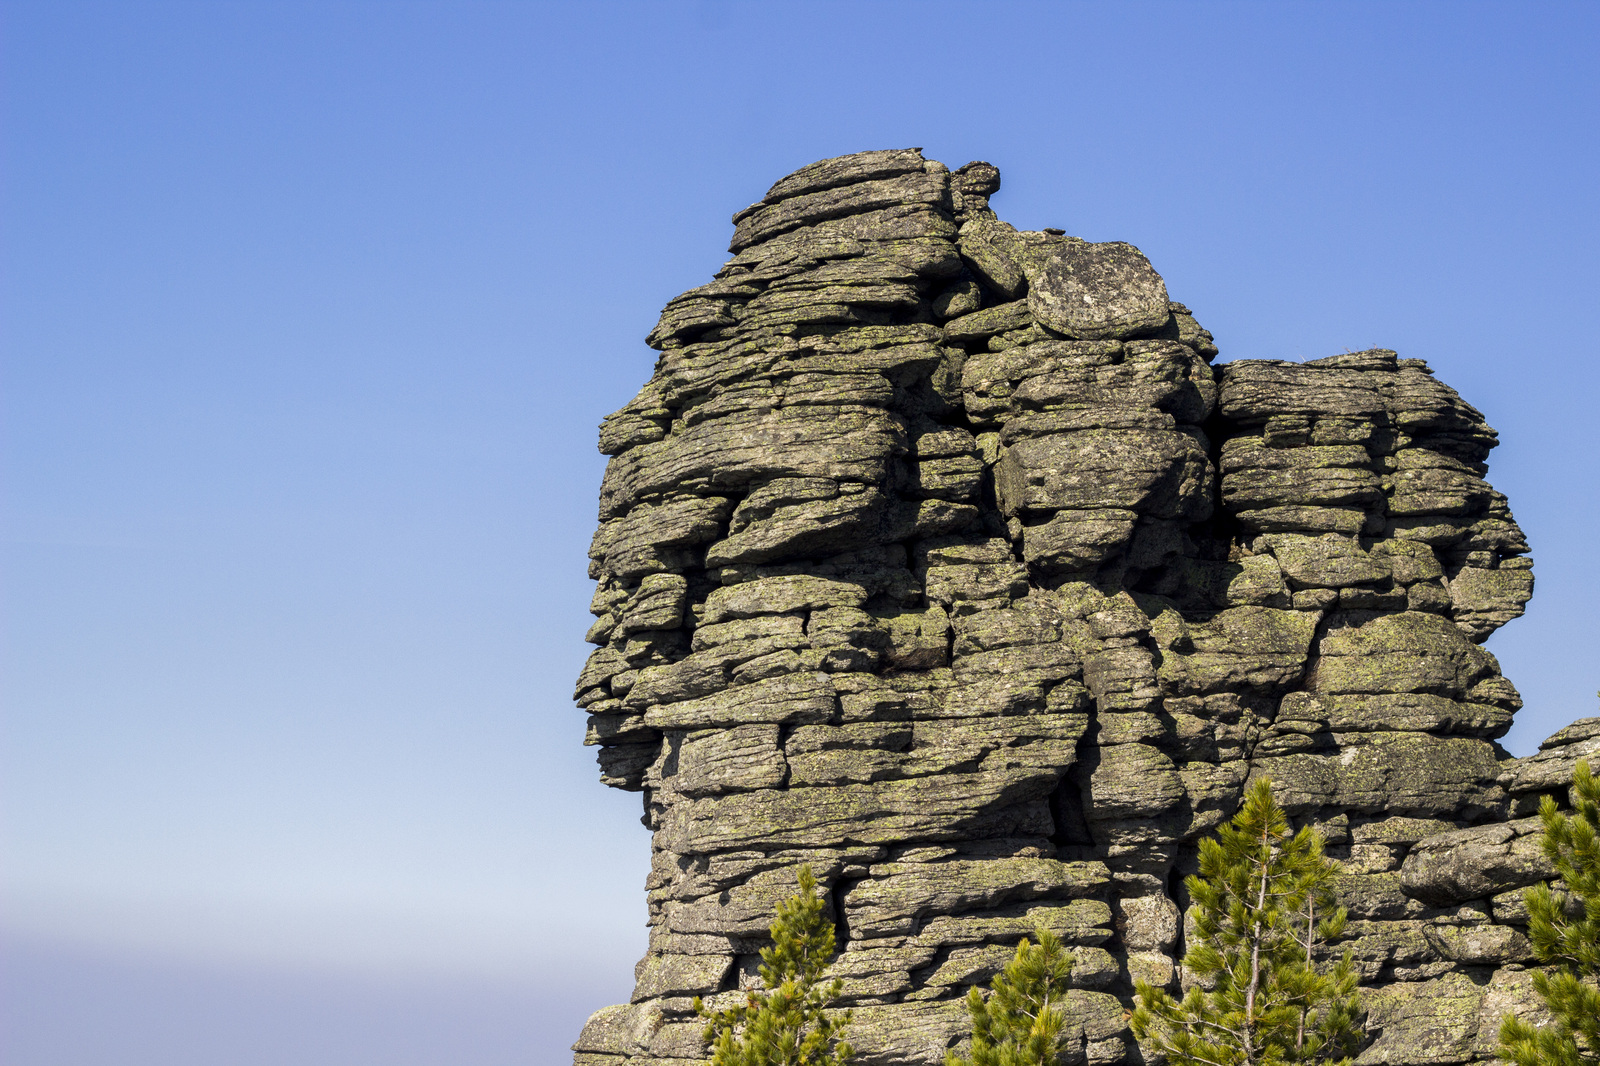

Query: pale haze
left=3, top=3, right=1598, bottom=1064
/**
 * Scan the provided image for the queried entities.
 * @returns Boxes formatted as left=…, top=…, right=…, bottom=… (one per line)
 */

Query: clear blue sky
left=3, top=2, right=1597, bottom=1064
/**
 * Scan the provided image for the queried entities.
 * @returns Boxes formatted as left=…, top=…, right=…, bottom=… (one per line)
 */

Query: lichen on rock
left=572, top=149, right=1564, bottom=1066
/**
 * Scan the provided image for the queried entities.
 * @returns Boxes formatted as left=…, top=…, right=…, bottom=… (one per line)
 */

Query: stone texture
left=573, top=149, right=1561, bottom=1066
left=1022, top=239, right=1171, bottom=340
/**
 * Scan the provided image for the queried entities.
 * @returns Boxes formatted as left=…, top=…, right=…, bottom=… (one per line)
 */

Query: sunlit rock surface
left=573, top=149, right=1565, bottom=1066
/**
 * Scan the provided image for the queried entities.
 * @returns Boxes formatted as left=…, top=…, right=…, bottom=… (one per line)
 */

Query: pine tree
left=1499, top=758, right=1600, bottom=1065
left=1130, top=778, right=1362, bottom=1066
left=945, top=928, right=1076, bottom=1066
left=694, top=865, right=853, bottom=1066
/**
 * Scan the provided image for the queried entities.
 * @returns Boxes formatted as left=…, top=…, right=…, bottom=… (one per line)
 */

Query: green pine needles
left=1131, top=778, right=1362, bottom=1066
left=694, top=865, right=854, bottom=1066
left=945, top=928, right=1076, bottom=1066
left=1499, top=758, right=1600, bottom=1066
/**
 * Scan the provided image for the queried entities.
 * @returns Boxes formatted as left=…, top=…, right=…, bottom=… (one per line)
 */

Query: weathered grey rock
left=1220, top=439, right=1383, bottom=512
left=702, top=575, right=869, bottom=622
left=1152, top=606, right=1318, bottom=694
left=573, top=1002, right=662, bottom=1057
left=1505, top=716, right=1600, bottom=792
left=731, top=170, right=951, bottom=253
left=673, top=725, right=786, bottom=796
left=842, top=1002, right=970, bottom=1066
left=1448, top=565, right=1535, bottom=641
left=1022, top=240, right=1171, bottom=341
left=590, top=495, right=734, bottom=579
left=599, top=406, right=906, bottom=519
left=993, top=429, right=1212, bottom=521
left=915, top=898, right=1113, bottom=948
left=1322, top=692, right=1512, bottom=738
left=944, top=300, right=1031, bottom=344
left=644, top=671, right=837, bottom=729
left=760, top=148, right=933, bottom=206
left=1355, top=971, right=1485, bottom=1064
left=917, top=943, right=1118, bottom=992
left=663, top=769, right=1060, bottom=854
left=1423, top=921, right=1534, bottom=965
left=1400, top=819, right=1553, bottom=904
left=957, top=219, right=1028, bottom=300
left=631, top=953, right=734, bottom=1001
left=575, top=150, right=1551, bottom=1066
left=1310, top=612, right=1502, bottom=698
left=842, top=858, right=1108, bottom=937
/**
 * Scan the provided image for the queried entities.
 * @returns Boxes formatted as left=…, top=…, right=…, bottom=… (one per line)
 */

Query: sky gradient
left=4, top=2, right=1598, bottom=1063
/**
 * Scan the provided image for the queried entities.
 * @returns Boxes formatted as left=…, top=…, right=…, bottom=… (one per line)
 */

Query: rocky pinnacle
left=572, top=149, right=1579, bottom=1066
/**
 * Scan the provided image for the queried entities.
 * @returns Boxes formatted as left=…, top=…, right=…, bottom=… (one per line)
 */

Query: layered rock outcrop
left=572, top=149, right=1564, bottom=1065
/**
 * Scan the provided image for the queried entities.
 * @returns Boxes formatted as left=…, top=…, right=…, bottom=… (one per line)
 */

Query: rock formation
left=571, top=149, right=1574, bottom=1066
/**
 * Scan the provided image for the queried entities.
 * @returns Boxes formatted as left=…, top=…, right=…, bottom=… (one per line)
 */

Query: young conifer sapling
left=946, top=927, right=1076, bottom=1066
left=1499, top=758, right=1600, bottom=1066
left=1130, top=778, right=1361, bottom=1065
left=695, top=865, right=853, bottom=1066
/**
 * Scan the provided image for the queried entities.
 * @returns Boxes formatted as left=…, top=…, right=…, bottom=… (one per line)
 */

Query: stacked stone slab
left=572, top=149, right=1562, bottom=1066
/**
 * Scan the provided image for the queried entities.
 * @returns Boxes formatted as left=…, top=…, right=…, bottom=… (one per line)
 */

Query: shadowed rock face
left=572, top=149, right=1565, bottom=1066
